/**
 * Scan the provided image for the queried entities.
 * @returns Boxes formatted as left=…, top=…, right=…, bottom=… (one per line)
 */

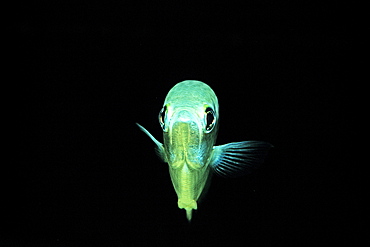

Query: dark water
left=7, top=2, right=354, bottom=246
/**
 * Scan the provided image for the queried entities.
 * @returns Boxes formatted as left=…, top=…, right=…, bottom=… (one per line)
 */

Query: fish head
left=159, top=102, right=218, bottom=169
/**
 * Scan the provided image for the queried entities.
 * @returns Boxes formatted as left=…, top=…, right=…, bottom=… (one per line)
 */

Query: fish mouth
left=165, top=109, right=205, bottom=168
left=169, top=110, right=202, bottom=147
left=170, top=109, right=202, bottom=126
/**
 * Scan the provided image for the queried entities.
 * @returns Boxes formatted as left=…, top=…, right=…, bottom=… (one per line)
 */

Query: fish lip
left=172, top=109, right=199, bottom=122
left=168, top=110, right=204, bottom=140
left=169, top=108, right=204, bottom=127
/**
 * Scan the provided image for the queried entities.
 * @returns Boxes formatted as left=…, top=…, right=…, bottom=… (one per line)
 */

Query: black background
left=7, top=1, right=354, bottom=246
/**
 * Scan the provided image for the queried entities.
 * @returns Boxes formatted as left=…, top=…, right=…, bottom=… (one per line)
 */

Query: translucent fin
left=136, top=123, right=165, bottom=161
left=186, top=208, right=192, bottom=222
left=210, top=141, right=273, bottom=178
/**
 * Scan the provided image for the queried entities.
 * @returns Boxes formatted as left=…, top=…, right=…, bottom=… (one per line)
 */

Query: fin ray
left=210, top=141, right=273, bottom=177
left=136, top=123, right=165, bottom=161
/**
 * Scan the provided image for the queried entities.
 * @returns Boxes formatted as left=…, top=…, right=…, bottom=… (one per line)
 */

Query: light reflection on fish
left=137, top=80, right=272, bottom=221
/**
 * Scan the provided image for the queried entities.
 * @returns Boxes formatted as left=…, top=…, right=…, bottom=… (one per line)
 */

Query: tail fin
left=178, top=199, right=197, bottom=222
left=185, top=208, right=193, bottom=222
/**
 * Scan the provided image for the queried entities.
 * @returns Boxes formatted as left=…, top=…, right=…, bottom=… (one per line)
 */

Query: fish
left=136, top=80, right=272, bottom=221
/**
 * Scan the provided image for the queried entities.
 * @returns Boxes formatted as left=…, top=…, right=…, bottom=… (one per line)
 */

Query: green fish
left=137, top=80, right=272, bottom=221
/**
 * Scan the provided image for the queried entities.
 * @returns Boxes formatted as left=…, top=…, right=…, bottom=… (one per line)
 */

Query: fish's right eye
left=205, top=107, right=216, bottom=133
left=158, top=105, right=167, bottom=131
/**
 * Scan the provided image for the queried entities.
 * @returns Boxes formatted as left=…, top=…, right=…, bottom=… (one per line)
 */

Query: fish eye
left=158, top=105, right=167, bottom=131
left=205, top=107, right=216, bottom=133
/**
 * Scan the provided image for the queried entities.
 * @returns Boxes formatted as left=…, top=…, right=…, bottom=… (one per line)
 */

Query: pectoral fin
left=136, top=123, right=165, bottom=161
left=210, top=141, right=273, bottom=177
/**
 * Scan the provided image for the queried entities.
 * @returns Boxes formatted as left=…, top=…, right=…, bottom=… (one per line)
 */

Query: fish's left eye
left=158, top=105, right=167, bottom=131
left=205, top=107, right=216, bottom=133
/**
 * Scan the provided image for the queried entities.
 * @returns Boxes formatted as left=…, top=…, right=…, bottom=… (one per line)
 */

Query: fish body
left=137, top=80, right=272, bottom=221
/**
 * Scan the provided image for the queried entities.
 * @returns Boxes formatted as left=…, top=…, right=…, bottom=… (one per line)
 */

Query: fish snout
left=171, top=110, right=201, bottom=135
left=176, top=110, right=198, bottom=123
